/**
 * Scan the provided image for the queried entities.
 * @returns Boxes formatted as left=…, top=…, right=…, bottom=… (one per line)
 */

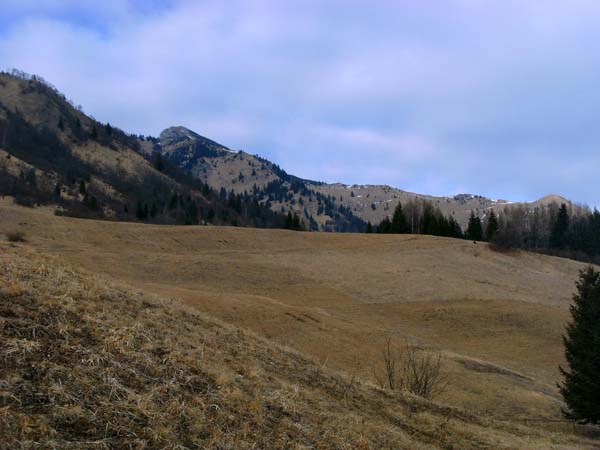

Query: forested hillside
left=0, top=70, right=287, bottom=229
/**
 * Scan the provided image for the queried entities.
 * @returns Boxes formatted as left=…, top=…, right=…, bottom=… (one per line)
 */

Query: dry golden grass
left=1, top=243, right=599, bottom=449
left=1, top=199, right=600, bottom=447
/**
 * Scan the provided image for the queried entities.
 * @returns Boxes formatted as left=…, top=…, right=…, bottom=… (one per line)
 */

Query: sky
left=1, top=0, right=599, bottom=207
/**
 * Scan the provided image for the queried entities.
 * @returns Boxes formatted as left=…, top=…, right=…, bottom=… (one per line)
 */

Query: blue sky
left=1, top=1, right=599, bottom=207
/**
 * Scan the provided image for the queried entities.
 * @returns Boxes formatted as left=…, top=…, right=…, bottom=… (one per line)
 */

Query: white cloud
left=1, top=0, right=599, bottom=207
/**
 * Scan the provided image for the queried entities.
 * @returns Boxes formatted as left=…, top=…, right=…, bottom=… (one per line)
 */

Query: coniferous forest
left=374, top=199, right=463, bottom=239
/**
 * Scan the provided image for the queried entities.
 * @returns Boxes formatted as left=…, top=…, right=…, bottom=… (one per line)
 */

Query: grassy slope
left=2, top=243, right=599, bottom=449
left=1, top=200, right=599, bottom=447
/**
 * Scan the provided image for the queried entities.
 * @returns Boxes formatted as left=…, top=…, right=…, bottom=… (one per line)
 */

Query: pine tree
left=25, top=169, right=36, bottom=186
left=466, top=211, right=483, bottom=241
left=485, top=209, right=499, bottom=241
left=105, top=123, right=112, bottom=136
left=550, top=203, right=570, bottom=249
left=391, top=202, right=408, bottom=233
left=448, top=216, right=463, bottom=239
left=377, top=217, right=392, bottom=234
left=284, top=211, right=294, bottom=229
left=54, top=183, right=61, bottom=198
left=185, top=201, right=198, bottom=225
left=57, top=117, right=64, bottom=131
left=78, top=180, right=86, bottom=195
left=154, top=153, right=165, bottom=172
left=169, top=193, right=178, bottom=210
left=292, top=213, right=301, bottom=230
left=366, top=221, right=373, bottom=233
left=136, top=201, right=145, bottom=220
left=559, top=267, right=600, bottom=423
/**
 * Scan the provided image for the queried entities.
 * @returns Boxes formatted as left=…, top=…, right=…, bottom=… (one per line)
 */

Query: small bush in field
left=6, top=231, right=26, bottom=242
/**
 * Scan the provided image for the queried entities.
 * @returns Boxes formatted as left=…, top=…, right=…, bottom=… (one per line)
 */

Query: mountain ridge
left=0, top=70, right=579, bottom=232
left=154, top=125, right=576, bottom=230
left=0, top=70, right=287, bottom=229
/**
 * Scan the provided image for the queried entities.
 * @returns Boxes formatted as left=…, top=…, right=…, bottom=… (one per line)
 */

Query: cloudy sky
left=1, top=1, right=599, bottom=206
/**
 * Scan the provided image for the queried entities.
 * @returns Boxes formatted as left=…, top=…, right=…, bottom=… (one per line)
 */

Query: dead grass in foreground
left=1, top=243, right=598, bottom=449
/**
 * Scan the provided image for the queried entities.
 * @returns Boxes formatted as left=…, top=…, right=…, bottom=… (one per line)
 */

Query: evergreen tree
left=590, top=209, right=600, bottom=255
left=366, top=221, right=373, bottom=233
left=466, top=211, right=483, bottom=241
left=391, top=202, right=408, bottom=233
left=136, top=201, right=146, bottom=220
left=90, top=125, right=98, bottom=140
left=448, top=216, right=463, bottom=239
left=105, top=123, right=112, bottom=136
left=54, top=183, right=61, bottom=198
left=154, top=153, right=165, bottom=172
left=89, top=196, right=98, bottom=210
left=559, top=267, right=600, bottom=424
left=377, top=217, right=392, bottom=233
left=284, top=211, right=293, bottom=229
left=485, top=209, right=499, bottom=241
left=550, top=203, right=570, bottom=249
left=57, top=117, right=64, bottom=131
left=420, top=202, right=438, bottom=235
left=78, top=180, right=86, bottom=195
left=292, top=213, right=301, bottom=230
left=185, top=201, right=198, bottom=225
left=25, top=169, right=36, bottom=186
left=169, top=193, right=178, bottom=210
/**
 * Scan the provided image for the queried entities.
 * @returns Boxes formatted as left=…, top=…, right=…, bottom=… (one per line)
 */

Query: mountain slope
left=2, top=198, right=597, bottom=423
left=2, top=240, right=598, bottom=449
left=155, top=126, right=576, bottom=232
left=158, top=126, right=367, bottom=231
left=0, top=71, right=285, bottom=228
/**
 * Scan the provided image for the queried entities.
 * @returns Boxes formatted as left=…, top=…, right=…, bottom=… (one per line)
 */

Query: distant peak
left=159, top=126, right=230, bottom=151
left=159, top=126, right=202, bottom=143
left=535, top=194, right=570, bottom=205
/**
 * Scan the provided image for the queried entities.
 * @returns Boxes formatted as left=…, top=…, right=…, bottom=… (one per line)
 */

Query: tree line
left=371, top=199, right=464, bottom=239
left=493, top=202, right=600, bottom=262
left=372, top=199, right=600, bottom=263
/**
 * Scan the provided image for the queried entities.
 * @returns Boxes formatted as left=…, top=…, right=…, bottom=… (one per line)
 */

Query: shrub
left=373, top=336, right=447, bottom=400
left=5, top=231, right=26, bottom=242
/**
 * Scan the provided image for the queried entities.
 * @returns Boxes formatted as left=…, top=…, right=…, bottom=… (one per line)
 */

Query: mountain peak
left=159, top=126, right=229, bottom=152
left=159, top=126, right=202, bottom=145
left=534, top=194, right=570, bottom=205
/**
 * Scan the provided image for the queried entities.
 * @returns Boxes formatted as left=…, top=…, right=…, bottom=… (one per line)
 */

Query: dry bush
left=373, top=336, right=448, bottom=400
left=5, top=230, right=26, bottom=242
